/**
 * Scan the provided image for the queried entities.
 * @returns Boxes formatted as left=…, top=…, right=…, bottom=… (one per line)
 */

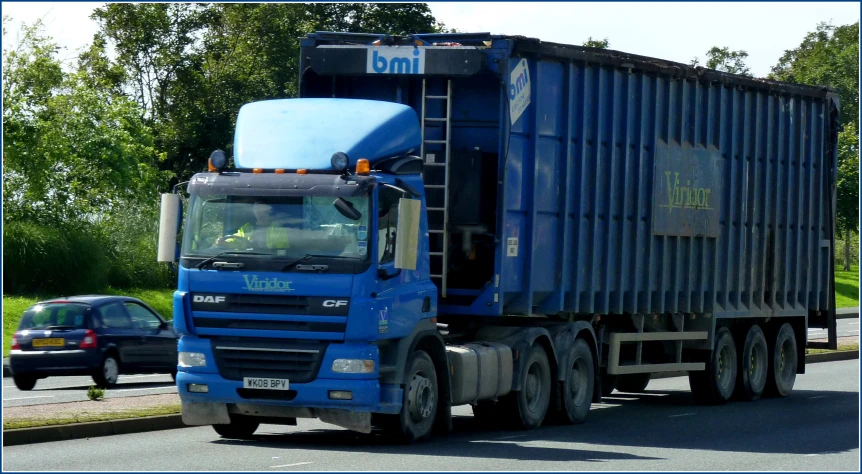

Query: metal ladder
left=421, top=78, right=453, bottom=298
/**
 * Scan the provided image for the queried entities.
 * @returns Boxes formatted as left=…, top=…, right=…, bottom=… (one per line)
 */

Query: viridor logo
left=242, top=275, right=295, bottom=293
left=366, top=47, right=425, bottom=75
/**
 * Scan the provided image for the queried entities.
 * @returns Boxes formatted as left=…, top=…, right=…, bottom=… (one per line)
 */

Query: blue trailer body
left=299, top=32, right=839, bottom=324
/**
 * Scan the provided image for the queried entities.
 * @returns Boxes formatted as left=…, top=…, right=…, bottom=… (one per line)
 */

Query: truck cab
left=161, top=98, right=450, bottom=440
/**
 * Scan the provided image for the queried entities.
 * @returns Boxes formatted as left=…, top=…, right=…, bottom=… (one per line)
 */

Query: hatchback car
left=9, top=296, right=179, bottom=390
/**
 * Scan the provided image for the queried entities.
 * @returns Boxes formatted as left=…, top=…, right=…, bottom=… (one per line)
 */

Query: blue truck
left=157, top=32, right=840, bottom=442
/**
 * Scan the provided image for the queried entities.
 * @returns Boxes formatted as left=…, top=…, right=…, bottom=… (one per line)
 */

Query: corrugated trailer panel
left=297, top=33, right=838, bottom=319
left=501, top=52, right=836, bottom=317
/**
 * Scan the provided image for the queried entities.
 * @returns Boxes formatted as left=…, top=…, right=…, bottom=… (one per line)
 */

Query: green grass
left=3, top=288, right=174, bottom=357
left=834, top=265, right=859, bottom=309
left=807, top=343, right=859, bottom=354
left=2, top=404, right=181, bottom=430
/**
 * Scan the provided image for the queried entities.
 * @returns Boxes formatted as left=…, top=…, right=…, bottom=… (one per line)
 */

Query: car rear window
left=18, top=303, right=90, bottom=330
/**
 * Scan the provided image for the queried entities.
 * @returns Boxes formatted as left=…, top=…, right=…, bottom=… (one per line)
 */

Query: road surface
left=2, top=374, right=175, bottom=408
left=3, top=359, right=858, bottom=471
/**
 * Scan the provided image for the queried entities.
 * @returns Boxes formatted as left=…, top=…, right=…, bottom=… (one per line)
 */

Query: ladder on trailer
left=421, top=78, right=453, bottom=298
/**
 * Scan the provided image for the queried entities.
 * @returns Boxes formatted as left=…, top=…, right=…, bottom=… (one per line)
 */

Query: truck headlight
left=332, top=359, right=375, bottom=373
left=178, top=352, right=207, bottom=367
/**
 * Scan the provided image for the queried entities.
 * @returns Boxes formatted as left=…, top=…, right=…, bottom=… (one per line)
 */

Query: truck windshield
left=181, top=194, right=371, bottom=263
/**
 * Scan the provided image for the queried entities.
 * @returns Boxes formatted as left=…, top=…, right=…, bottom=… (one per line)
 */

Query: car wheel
left=93, top=354, right=120, bottom=388
left=13, top=374, right=37, bottom=391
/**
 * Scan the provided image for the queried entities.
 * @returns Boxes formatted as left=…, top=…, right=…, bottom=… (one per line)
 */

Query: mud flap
left=182, top=401, right=230, bottom=425
left=318, top=409, right=372, bottom=434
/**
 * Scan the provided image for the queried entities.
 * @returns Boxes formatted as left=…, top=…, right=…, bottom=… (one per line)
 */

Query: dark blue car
left=9, top=296, right=178, bottom=390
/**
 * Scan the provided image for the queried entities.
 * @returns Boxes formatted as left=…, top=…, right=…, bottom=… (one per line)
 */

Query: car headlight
left=178, top=352, right=207, bottom=367
left=332, top=359, right=375, bottom=373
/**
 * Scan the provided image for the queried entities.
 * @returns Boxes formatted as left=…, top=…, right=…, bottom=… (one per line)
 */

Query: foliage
left=690, top=46, right=752, bottom=76
left=834, top=266, right=859, bottom=310
left=2, top=17, right=168, bottom=224
left=582, top=37, right=609, bottom=49
left=87, top=386, right=106, bottom=401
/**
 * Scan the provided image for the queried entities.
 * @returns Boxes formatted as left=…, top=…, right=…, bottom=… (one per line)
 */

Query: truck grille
left=209, top=337, right=328, bottom=383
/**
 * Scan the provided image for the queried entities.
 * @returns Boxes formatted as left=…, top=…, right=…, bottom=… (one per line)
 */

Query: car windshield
left=181, top=194, right=371, bottom=262
left=18, top=303, right=89, bottom=330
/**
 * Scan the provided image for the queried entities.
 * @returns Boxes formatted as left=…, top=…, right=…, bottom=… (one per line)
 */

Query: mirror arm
left=378, top=267, right=402, bottom=281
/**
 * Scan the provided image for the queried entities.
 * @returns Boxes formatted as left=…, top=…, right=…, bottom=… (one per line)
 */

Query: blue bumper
left=176, top=336, right=402, bottom=414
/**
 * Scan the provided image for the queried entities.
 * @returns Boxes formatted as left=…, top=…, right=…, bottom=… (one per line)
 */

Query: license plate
left=243, top=377, right=289, bottom=390
left=32, top=338, right=65, bottom=348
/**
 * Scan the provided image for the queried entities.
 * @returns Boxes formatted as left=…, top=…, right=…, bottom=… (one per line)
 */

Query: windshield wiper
left=281, top=254, right=359, bottom=272
left=196, top=251, right=268, bottom=269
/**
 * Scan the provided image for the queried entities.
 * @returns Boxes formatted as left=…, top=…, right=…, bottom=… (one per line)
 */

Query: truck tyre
left=213, top=415, right=259, bottom=440
left=384, top=350, right=438, bottom=443
left=765, top=323, right=797, bottom=398
left=13, top=374, right=37, bottom=391
left=615, top=373, right=651, bottom=393
left=557, top=338, right=594, bottom=424
left=688, top=327, right=737, bottom=405
left=734, top=325, right=768, bottom=401
left=92, top=354, right=120, bottom=389
left=505, top=344, right=551, bottom=430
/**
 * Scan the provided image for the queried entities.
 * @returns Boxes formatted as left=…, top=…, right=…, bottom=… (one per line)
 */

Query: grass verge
left=807, top=343, right=859, bottom=355
left=2, top=404, right=181, bottom=430
left=834, top=265, right=859, bottom=309
left=3, top=288, right=174, bottom=357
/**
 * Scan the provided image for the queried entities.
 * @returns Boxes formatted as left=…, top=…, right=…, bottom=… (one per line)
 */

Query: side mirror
left=158, top=193, right=181, bottom=262
left=394, top=198, right=421, bottom=270
left=333, top=197, right=362, bottom=221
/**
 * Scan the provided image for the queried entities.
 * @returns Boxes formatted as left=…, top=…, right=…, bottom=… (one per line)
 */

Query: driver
left=215, top=200, right=293, bottom=249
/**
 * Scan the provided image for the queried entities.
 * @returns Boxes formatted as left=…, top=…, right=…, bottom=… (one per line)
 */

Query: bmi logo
left=508, top=58, right=531, bottom=125
left=366, top=47, right=426, bottom=75
left=242, top=275, right=295, bottom=293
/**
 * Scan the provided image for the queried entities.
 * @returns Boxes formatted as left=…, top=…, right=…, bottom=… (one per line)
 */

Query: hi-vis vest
left=226, top=223, right=290, bottom=248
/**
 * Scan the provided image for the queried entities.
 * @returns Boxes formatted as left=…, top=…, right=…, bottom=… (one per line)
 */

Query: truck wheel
left=385, top=350, right=438, bottom=443
left=13, top=374, right=37, bottom=391
left=92, top=354, right=120, bottom=389
left=213, top=415, right=259, bottom=440
left=734, top=325, right=768, bottom=401
left=616, top=373, right=651, bottom=393
left=506, top=344, right=551, bottom=430
left=557, top=338, right=594, bottom=424
left=689, top=327, right=737, bottom=405
left=765, top=323, right=797, bottom=397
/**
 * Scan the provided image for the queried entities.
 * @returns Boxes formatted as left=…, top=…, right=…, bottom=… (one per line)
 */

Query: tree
left=690, top=46, right=752, bottom=76
left=769, top=22, right=859, bottom=270
left=582, top=37, right=609, bottom=49
left=2, top=17, right=166, bottom=223
left=89, top=3, right=452, bottom=183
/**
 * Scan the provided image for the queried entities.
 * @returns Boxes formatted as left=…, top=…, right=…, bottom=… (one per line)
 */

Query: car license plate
left=32, top=338, right=65, bottom=348
left=243, top=377, right=289, bottom=390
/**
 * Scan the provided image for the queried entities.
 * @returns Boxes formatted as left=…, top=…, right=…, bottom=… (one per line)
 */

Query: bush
left=87, top=385, right=106, bottom=401
left=98, top=201, right=175, bottom=290
left=3, top=220, right=110, bottom=295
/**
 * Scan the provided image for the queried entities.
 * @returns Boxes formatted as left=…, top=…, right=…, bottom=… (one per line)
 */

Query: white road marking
left=3, top=395, right=54, bottom=401
left=808, top=395, right=828, bottom=400
left=493, top=434, right=527, bottom=440
left=669, top=413, right=696, bottom=418
left=121, top=374, right=169, bottom=380
left=271, top=462, right=313, bottom=468
left=109, top=386, right=177, bottom=393
left=849, top=330, right=859, bottom=334
left=848, top=321, right=859, bottom=326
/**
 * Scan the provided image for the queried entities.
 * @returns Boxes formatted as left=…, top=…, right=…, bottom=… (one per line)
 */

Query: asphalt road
left=3, top=359, right=858, bottom=471
left=808, top=317, right=859, bottom=340
left=2, top=374, right=176, bottom=408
